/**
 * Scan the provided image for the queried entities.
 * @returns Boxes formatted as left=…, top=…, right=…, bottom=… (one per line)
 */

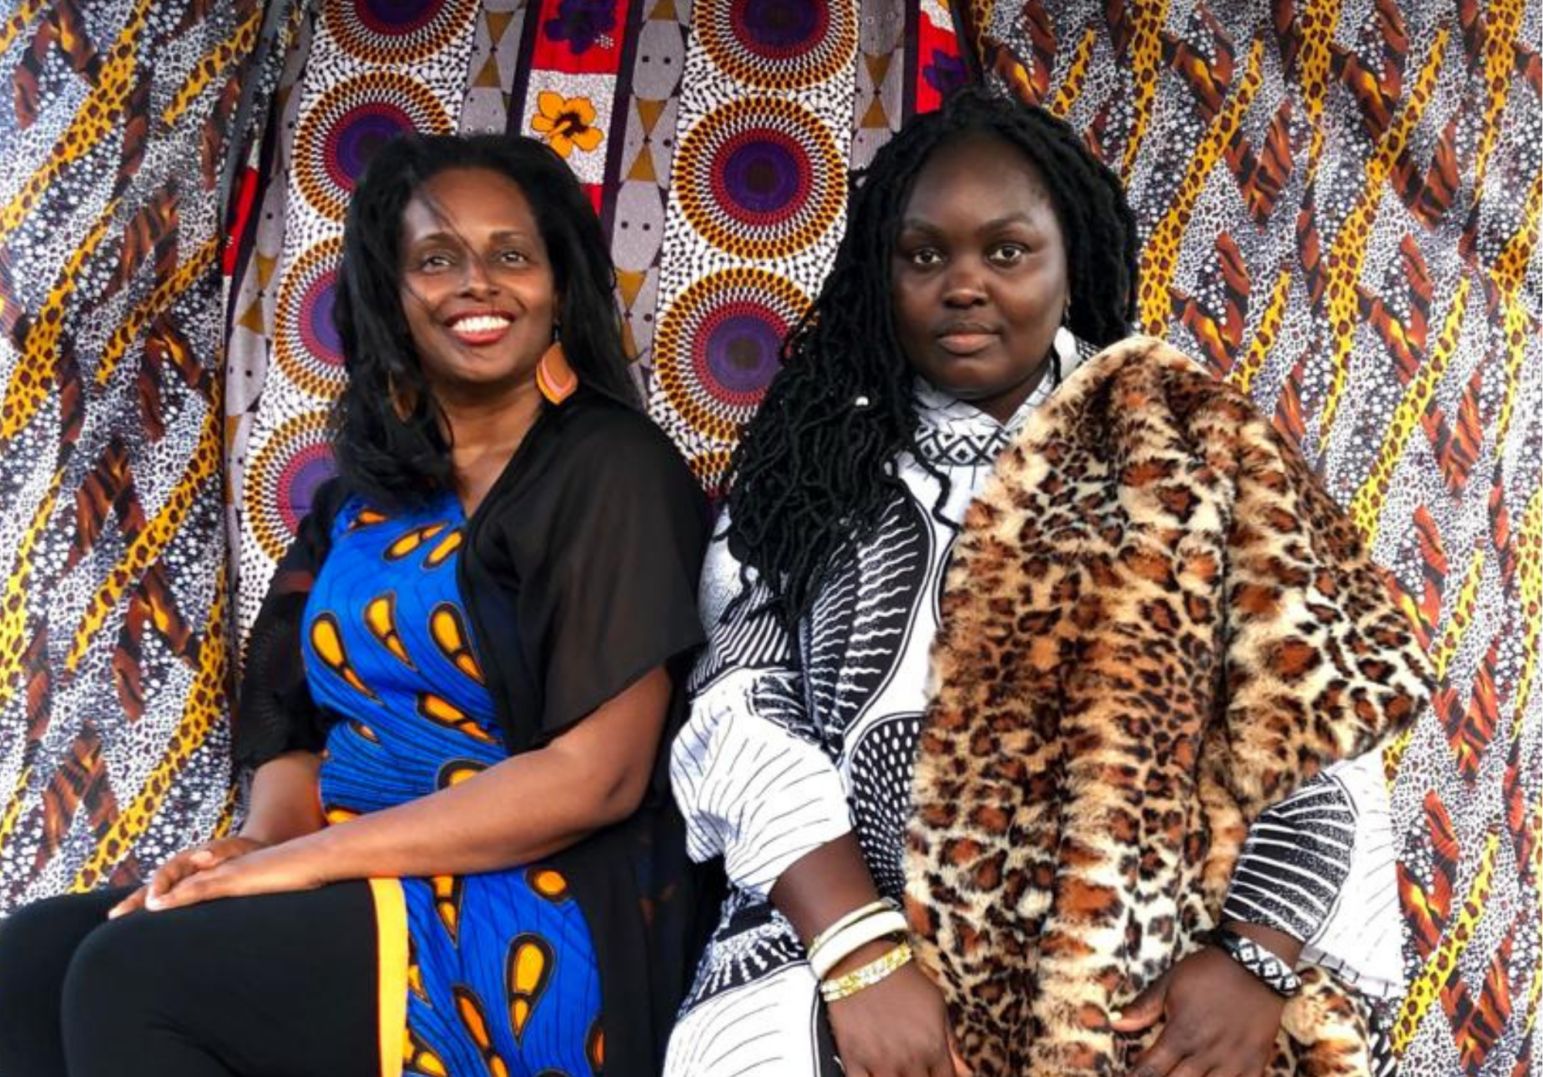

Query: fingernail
left=145, top=896, right=162, bottom=911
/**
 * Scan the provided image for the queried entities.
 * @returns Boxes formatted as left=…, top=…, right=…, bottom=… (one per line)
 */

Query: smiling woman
left=0, top=135, right=712, bottom=1077
left=397, top=168, right=560, bottom=382
left=392, top=167, right=565, bottom=513
left=328, top=136, right=640, bottom=517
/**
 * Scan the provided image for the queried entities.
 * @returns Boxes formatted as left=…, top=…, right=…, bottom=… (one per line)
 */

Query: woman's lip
left=936, top=331, right=998, bottom=355
left=447, top=323, right=512, bottom=347
left=445, top=314, right=514, bottom=346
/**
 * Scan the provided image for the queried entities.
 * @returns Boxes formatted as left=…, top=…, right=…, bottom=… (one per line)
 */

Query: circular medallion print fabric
left=274, top=239, right=347, bottom=400
left=699, top=0, right=858, bottom=91
left=246, top=410, right=338, bottom=562
left=654, top=267, right=810, bottom=443
left=675, top=97, right=845, bottom=260
left=687, top=447, right=735, bottom=496
left=294, top=72, right=453, bottom=221
left=323, top=0, right=482, bottom=64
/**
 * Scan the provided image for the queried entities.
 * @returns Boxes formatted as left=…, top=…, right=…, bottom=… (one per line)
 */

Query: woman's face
left=890, top=133, right=1070, bottom=423
left=398, top=166, right=558, bottom=399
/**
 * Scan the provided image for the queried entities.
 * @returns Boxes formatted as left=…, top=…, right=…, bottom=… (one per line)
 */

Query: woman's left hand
left=147, top=837, right=332, bottom=911
left=1111, top=946, right=1285, bottom=1077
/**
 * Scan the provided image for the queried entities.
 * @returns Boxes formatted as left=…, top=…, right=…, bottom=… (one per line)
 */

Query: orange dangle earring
left=535, top=322, right=577, bottom=405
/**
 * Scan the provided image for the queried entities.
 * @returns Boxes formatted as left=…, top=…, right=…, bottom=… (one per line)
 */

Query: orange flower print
left=530, top=91, right=603, bottom=158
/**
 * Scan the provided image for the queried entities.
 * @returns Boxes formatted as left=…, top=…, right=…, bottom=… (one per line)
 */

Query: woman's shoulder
left=551, top=392, right=698, bottom=484
left=475, top=393, right=705, bottom=540
left=556, top=391, right=681, bottom=449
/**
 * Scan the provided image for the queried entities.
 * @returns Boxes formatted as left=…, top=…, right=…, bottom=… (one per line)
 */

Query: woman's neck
left=437, top=377, right=545, bottom=516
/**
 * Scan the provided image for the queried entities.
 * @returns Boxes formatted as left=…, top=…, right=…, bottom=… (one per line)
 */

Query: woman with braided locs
left=722, top=90, right=1137, bottom=625
left=665, top=86, right=1424, bottom=1076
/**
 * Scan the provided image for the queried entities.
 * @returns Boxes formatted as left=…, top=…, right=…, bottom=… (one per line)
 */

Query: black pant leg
left=60, top=881, right=380, bottom=1077
left=0, top=887, right=132, bottom=1077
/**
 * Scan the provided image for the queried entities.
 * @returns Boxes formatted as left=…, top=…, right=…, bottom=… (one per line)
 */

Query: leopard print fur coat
left=905, top=337, right=1432, bottom=1075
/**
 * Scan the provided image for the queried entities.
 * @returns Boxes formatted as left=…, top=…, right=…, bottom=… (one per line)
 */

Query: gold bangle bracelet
left=818, top=940, right=913, bottom=1003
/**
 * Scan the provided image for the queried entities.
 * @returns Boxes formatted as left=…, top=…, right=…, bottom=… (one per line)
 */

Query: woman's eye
left=907, top=248, right=943, bottom=267
left=990, top=244, right=1027, bottom=265
left=417, top=252, right=454, bottom=271
left=498, top=249, right=529, bottom=266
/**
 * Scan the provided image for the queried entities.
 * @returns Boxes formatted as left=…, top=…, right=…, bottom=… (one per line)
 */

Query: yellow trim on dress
left=368, top=877, right=408, bottom=1077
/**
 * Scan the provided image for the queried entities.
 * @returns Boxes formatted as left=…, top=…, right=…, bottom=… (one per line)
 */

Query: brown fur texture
left=904, top=337, right=1432, bottom=1074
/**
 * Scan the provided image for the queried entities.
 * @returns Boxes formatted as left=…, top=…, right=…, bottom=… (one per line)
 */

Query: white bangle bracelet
left=807, top=899, right=893, bottom=959
left=809, top=909, right=909, bottom=979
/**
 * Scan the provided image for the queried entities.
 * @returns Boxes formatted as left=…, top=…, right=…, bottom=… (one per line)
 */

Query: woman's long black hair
left=726, top=85, right=1140, bottom=625
left=330, top=133, right=638, bottom=508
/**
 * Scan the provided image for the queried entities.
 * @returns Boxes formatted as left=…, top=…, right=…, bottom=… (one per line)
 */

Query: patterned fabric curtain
left=2, top=3, right=1535, bottom=1074
left=0, top=0, right=957, bottom=910
left=0, top=0, right=279, bottom=911
left=959, top=2, right=1540, bottom=1073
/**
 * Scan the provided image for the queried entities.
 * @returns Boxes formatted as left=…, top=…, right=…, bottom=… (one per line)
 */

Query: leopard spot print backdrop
left=0, top=0, right=279, bottom=911
left=963, top=4, right=1540, bottom=1074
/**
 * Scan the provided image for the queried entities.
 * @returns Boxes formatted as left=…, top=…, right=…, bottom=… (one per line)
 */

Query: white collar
left=911, top=333, right=1094, bottom=466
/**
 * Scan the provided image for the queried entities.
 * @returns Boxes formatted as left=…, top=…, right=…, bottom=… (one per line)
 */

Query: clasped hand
left=828, top=943, right=1285, bottom=1077
left=1112, top=946, right=1287, bottom=1076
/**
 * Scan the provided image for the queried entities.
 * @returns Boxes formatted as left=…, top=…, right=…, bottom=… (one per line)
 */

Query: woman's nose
left=941, top=264, right=987, bottom=306
left=458, top=253, right=498, bottom=295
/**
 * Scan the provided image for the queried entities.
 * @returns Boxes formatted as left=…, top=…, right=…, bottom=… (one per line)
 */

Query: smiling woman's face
left=397, top=166, right=558, bottom=399
left=890, top=133, right=1070, bottom=423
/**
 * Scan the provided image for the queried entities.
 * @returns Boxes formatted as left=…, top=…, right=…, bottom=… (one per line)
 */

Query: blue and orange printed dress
left=303, top=492, right=604, bottom=1077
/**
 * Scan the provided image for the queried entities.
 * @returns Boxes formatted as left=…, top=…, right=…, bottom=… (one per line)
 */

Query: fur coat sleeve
left=904, top=336, right=1432, bottom=1075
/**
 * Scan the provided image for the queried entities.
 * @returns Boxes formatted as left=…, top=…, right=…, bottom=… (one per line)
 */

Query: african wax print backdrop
left=226, top=0, right=963, bottom=630
left=0, top=0, right=961, bottom=909
left=960, top=1, right=1540, bottom=1073
left=3, top=1, right=1537, bottom=1074
left=0, top=0, right=282, bottom=913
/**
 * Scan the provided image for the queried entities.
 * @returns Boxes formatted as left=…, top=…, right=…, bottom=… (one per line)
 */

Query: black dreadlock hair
left=331, top=133, right=638, bottom=510
left=725, top=84, right=1140, bottom=626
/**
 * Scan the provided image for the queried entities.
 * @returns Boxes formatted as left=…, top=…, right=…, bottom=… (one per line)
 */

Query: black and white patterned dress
left=666, top=357, right=1403, bottom=1076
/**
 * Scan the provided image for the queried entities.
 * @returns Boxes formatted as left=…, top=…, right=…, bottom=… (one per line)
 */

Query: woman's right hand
left=107, top=836, right=269, bottom=919
left=826, top=944, right=970, bottom=1077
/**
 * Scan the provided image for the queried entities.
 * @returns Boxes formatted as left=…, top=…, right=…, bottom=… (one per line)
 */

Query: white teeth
left=451, top=315, right=511, bottom=334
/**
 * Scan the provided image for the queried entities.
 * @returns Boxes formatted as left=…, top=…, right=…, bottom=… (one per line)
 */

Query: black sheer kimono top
left=235, top=388, right=713, bottom=1074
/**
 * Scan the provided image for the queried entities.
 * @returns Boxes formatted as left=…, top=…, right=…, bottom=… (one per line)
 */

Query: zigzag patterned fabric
left=963, top=2, right=1539, bottom=1072
left=0, top=1, right=276, bottom=913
